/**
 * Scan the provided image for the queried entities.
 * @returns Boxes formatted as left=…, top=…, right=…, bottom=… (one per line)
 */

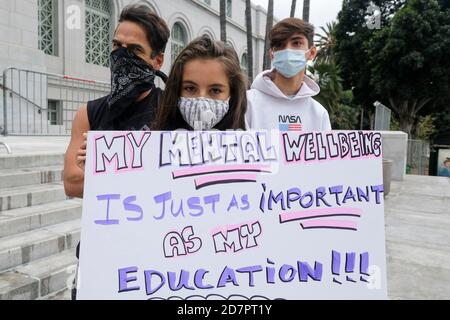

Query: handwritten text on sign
left=78, top=130, right=387, bottom=300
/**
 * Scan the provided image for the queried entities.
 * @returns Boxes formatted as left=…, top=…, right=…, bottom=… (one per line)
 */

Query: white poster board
left=77, top=130, right=387, bottom=300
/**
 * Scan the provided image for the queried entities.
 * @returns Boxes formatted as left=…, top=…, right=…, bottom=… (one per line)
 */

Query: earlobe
left=155, top=54, right=164, bottom=71
left=308, top=48, right=316, bottom=61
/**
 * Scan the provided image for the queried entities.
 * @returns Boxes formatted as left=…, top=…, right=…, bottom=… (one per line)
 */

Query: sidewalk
left=385, top=175, right=450, bottom=299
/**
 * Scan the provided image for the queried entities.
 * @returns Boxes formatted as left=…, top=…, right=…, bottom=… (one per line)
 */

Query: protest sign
left=77, top=130, right=387, bottom=300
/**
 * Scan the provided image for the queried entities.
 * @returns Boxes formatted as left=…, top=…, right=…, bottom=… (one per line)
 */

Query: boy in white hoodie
left=246, top=18, right=331, bottom=131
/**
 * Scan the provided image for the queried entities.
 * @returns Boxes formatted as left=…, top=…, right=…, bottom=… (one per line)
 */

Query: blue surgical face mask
left=272, top=48, right=311, bottom=78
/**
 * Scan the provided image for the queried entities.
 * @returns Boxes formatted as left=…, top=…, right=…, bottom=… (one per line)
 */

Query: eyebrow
left=182, top=81, right=197, bottom=86
left=182, top=81, right=226, bottom=88
left=290, top=36, right=306, bottom=42
left=112, top=39, right=145, bottom=51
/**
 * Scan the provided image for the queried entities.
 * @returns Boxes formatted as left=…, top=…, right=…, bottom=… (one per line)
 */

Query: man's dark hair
left=270, top=18, right=315, bottom=49
left=118, top=4, right=170, bottom=58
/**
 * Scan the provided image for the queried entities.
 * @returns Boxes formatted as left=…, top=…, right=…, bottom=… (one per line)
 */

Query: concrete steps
left=41, top=288, right=72, bottom=300
left=0, top=219, right=81, bottom=272
left=0, top=249, right=77, bottom=300
left=0, top=153, right=64, bottom=170
left=0, top=166, right=64, bottom=189
left=41, top=287, right=72, bottom=300
left=0, top=182, right=69, bottom=212
left=0, top=199, right=82, bottom=238
left=0, top=152, right=81, bottom=300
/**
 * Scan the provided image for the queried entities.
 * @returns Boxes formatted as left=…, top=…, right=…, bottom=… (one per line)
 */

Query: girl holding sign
left=152, top=35, right=248, bottom=131
left=72, top=36, right=248, bottom=299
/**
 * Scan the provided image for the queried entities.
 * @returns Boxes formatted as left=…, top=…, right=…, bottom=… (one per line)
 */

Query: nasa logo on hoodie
left=245, top=71, right=332, bottom=131
left=278, top=115, right=303, bottom=132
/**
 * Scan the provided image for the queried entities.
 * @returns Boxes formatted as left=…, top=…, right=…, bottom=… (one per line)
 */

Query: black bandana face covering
left=107, top=47, right=157, bottom=119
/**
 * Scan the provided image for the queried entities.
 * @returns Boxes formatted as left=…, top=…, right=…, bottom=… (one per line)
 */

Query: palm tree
left=315, top=21, right=337, bottom=64
left=290, top=0, right=297, bottom=17
left=263, top=0, right=274, bottom=70
left=303, top=0, right=310, bottom=22
left=310, top=22, right=342, bottom=113
left=245, top=0, right=254, bottom=83
left=220, top=0, right=227, bottom=42
left=308, top=62, right=343, bottom=112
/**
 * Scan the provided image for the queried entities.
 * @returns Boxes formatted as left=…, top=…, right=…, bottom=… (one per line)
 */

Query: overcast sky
left=251, top=0, right=343, bottom=31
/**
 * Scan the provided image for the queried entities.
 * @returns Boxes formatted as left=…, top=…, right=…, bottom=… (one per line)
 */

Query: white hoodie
left=246, top=70, right=332, bottom=131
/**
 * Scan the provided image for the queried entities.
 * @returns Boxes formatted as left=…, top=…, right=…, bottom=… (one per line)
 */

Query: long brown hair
left=152, top=35, right=247, bottom=130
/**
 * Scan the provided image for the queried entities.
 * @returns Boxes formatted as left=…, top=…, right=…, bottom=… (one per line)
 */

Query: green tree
left=438, top=0, right=450, bottom=9
left=309, top=63, right=358, bottom=129
left=415, top=115, right=437, bottom=141
left=309, top=62, right=343, bottom=111
left=316, top=21, right=338, bottom=64
left=330, top=102, right=360, bottom=130
left=312, top=19, right=358, bottom=129
left=431, top=104, right=450, bottom=143
left=368, top=0, right=450, bottom=137
left=335, top=0, right=405, bottom=128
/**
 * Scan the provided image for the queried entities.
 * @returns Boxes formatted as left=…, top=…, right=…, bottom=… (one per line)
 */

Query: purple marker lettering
left=144, top=270, right=166, bottom=296
left=194, top=269, right=214, bottom=289
left=298, top=261, right=323, bottom=282
left=204, top=194, right=220, bottom=214
left=168, top=270, right=195, bottom=291
left=95, top=194, right=120, bottom=225
left=278, top=264, right=296, bottom=282
left=124, top=196, right=143, bottom=222
left=118, top=267, right=140, bottom=293
left=329, top=186, right=344, bottom=206
left=371, top=185, right=384, bottom=204
left=236, top=265, right=263, bottom=287
left=316, top=187, right=332, bottom=207
left=153, top=192, right=172, bottom=220
left=217, top=266, right=239, bottom=288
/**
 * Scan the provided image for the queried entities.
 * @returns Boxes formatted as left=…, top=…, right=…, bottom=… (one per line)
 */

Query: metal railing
left=374, top=101, right=391, bottom=131
left=407, top=139, right=430, bottom=175
left=0, top=141, right=11, bottom=154
left=2, top=67, right=110, bottom=136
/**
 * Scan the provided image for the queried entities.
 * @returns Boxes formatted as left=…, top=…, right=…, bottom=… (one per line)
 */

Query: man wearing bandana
left=64, top=4, right=170, bottom=199
left=63, top=5, right=170, bottom=299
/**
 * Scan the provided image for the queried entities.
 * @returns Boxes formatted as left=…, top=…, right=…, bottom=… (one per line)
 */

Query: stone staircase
left=0, top=152, right=81, bottom=300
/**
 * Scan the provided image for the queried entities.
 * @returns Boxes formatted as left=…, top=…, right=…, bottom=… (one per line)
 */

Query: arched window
left=241, top=53, right=248, bottom=74
left=171, top=22, right=187, bottom=63
left=38, top=0, right=58, bottom=56
left=85, top=0, right=112, bottom=67
left=226, top=0, right=232, bottom=18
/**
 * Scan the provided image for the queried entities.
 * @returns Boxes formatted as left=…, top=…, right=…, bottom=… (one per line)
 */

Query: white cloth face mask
left=178, top=97, right=230, bottom=130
